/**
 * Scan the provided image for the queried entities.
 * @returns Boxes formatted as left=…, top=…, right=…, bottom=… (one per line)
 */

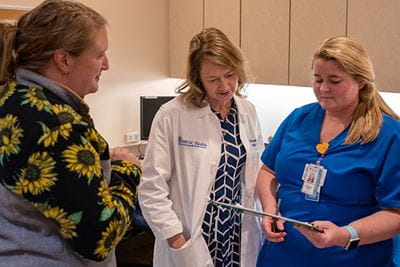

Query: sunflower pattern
left=0, top=81, right=141, bottom=261
left=19, top=86, right=52, bottom=113
left=52, top=104, right=82, bottom=124
left=84, top=128, right=107, bottom=155
left=0, top=81, right=16, bottom=106
left=109, top=183, right=135, bottom=207
left=0, top=114, right=24, bottom=166
left=13, top=151, right=57, bottom=196
left=98, top=180, right=116, bottom=209
left=97, top=176, right=136, bottom=249
left=62, top=143, right=102, bottom=181
left=110, top=160, right=141, bottom=209
left=38, top=204, right=80, bottom=239
left=94, top=220, right=122, bottom=259
left=112, top=160, right=141, bottom=177
left=37, top=104, right=85, bottom=148
left=37, top=122, right=73, bottom=147
left=114, top=202, right=133, bottom=239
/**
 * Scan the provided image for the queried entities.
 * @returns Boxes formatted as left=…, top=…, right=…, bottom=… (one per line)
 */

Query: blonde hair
left=313, top=36, right=399, bottom=144
left=176, top=27, right=248, bottom=107
left=0, top=0, right=107, bottom=83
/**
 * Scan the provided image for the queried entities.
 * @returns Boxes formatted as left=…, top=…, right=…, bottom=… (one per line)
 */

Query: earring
left=63, top=70, right=69, bottom=75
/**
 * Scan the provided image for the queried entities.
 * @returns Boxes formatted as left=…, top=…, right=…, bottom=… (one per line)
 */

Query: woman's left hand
left=110, top=147, right=141, bottom=167
left=294, top=221, right=349, bottom=248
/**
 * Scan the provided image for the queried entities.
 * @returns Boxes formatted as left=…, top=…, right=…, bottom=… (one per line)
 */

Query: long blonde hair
left=176, top=27, right=248, bottom=108
left=0, top=0, right=107, bottom=84
left=313, top=36, right=399, bottom=144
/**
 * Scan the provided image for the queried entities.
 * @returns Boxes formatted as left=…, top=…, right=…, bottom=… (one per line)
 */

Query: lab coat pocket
left=169, top=236, right=213, bottom=267
left=169, top=238, right=194, bottom=266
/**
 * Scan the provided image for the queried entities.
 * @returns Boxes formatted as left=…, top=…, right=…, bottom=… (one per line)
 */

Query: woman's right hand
left=261, top=216, right=286, bottom=242
left=167, top=232, right=187, bottom=249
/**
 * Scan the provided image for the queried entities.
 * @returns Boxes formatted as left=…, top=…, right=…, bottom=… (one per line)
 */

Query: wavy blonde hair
left=313, top=36, right=399, bottom=144
left=0, top=0, right=107, bottom=83
left=176, top=27, right=248, bottom=108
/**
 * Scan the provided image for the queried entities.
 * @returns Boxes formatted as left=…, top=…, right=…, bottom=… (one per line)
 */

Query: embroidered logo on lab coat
left=178, top=136, right=207, bottom=149
left=249, top=139, right=257, bottom=147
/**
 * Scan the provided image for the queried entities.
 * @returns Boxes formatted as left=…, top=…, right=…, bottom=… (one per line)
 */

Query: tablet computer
left=209, top=199, right=323, bottom=233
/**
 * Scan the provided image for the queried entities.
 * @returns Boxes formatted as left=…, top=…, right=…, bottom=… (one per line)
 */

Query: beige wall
left=0, top=0, right=42, bottom=6
left=0, top=0, right=176, bottom=147
left=82, top=0, right=175, bottom=147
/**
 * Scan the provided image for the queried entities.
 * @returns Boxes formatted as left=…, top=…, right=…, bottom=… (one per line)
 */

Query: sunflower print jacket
left=0, top=81, right=141, bottom=261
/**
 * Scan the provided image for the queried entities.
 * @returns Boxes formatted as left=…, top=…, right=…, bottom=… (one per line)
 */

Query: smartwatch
left=344, top=225, right=360, bottom=250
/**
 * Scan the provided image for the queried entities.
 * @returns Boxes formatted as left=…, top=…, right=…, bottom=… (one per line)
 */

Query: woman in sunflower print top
left=0, top=1, right=141, bottom=266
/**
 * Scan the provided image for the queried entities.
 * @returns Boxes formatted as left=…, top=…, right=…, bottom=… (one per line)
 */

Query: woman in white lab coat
left=139, top=28, right=264, bottom=267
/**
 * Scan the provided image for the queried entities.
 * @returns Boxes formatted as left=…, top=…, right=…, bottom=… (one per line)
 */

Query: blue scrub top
left=257, top=103, right=400, bottom=267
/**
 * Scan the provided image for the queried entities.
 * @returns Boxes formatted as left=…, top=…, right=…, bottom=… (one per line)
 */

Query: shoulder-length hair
left=176, top=27, right=249, bottom=108
left=313, top=36, right=399, bottom=144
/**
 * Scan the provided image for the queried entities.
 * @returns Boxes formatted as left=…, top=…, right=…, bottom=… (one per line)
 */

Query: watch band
left=344, top=225, right=359, bottom=239
left=344, top=225, right=360, bottom=250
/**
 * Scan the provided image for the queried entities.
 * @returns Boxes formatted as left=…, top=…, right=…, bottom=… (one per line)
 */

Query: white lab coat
left=139, top=95, right=264, bottom=267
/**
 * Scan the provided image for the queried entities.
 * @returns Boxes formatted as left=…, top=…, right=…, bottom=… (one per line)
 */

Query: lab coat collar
left=196, top=94, right=249, bottom=118
left=233, top=94, right=249, bottom=117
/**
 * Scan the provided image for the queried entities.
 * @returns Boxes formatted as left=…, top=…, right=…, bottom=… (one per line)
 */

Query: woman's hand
left=110, top=147, right=141, bottom=167
left=261, top=216, right=286, bottom=242
left=167, top=232, right=187, bottom=249
left=295, top=221, right=349, bottom=248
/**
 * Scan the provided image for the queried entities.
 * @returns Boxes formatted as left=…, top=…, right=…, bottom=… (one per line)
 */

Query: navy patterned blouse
left=202, top=101, right=247, bottom=267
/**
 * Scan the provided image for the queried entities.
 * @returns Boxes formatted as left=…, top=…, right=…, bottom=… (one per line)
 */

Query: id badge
left=301, top=163, right=327, bottom=202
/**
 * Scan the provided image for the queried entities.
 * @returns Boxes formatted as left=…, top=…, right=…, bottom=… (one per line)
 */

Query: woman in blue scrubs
left=256, top=36, right=400, bottom=266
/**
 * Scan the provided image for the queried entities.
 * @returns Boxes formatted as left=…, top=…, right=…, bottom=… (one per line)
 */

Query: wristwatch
left=344, top=225, right=360, bottom=250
